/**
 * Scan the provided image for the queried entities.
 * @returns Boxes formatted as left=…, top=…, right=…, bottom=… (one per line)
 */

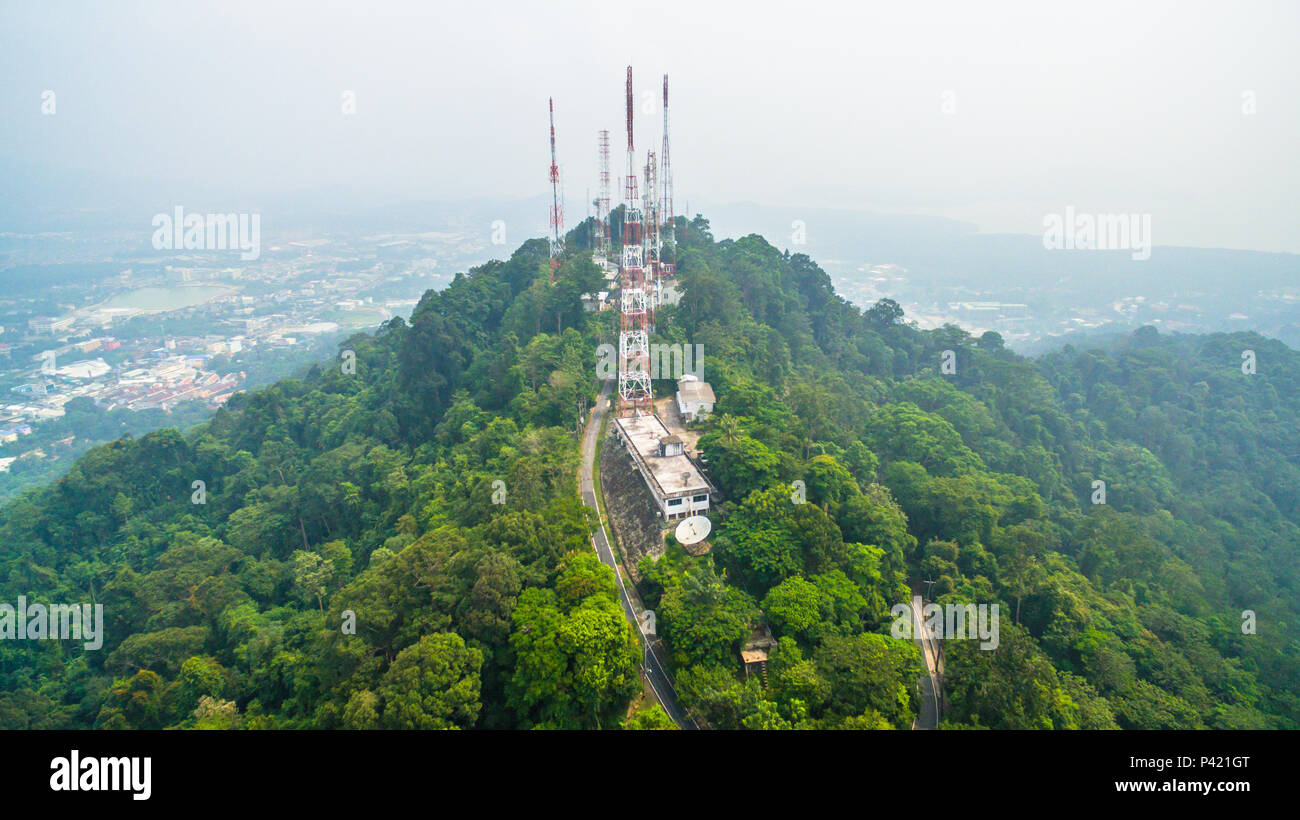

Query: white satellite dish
left=675, top=515, right=712, bottom=545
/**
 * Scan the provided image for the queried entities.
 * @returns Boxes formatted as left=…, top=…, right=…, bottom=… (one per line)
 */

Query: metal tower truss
left=644, top=151, right=660, bottom=273
left=594, top=130, right=611, bottom=270
left=617, top=262, right=652, bottom=411
left=659, top=74, right=675, bottom=277
left=621, top=205, right=643, bottom=270
left=621, top=279, right=648, bottom=316
left=617, top=65, right=652, bottom=414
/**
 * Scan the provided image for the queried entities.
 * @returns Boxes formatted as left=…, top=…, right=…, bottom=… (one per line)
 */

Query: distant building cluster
left=1, top=338, right=248, bottom=436
left=0, top=226, right=487, bottom=477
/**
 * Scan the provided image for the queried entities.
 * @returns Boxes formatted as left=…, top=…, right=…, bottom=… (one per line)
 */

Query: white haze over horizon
left=2, top=0, right=1297, bottom=253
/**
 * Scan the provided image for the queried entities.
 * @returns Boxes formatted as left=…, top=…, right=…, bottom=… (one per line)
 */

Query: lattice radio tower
left=547, top=97, right=563, bottom=283
left=617, top=66, right=651, bottom=414
left=660, top=74, right=675, bottom=276
left=643, top=150, right=660, bottom=320
left=594, top=130, right=611, bottom=270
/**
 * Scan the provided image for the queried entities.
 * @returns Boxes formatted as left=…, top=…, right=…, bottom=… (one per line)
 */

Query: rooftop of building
left=614, top=413, right=712, bottom=498
left=677, top=378, right=715, bottom=404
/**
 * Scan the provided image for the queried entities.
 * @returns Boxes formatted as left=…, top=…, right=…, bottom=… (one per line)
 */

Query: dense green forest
left=0, top=216, right=1295, bottom=729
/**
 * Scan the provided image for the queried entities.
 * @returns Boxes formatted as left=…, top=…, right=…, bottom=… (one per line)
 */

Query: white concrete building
left=613, top=413, right=712, bottom=521
left=580, top=291, right=611, bottom=312
left=56, top=359, right=112, bottom=379
left=675, top=375, right=715, bottom=421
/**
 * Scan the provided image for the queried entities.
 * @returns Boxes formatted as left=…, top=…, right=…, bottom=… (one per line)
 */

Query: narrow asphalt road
left=578, top=380, right=695, bottom=729
left=910, top=593, right=942, bottom=730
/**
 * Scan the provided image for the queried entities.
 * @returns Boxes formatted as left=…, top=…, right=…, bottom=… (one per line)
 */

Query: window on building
left=692, top=494, right=708, bottom=503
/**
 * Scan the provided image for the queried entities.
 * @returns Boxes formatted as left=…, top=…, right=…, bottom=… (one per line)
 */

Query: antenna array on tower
left=545, top=66, right=680, bottom=415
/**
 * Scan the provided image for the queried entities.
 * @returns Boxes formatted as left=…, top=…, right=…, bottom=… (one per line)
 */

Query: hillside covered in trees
left=0, top=215, right=1296, bottom=730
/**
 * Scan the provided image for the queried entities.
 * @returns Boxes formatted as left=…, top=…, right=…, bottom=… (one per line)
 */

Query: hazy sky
left=3, top=0, right=1298, bottom=252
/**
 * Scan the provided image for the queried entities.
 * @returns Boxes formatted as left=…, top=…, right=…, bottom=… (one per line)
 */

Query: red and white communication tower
left=617, top=66, right=651, bottom=415
left=659, top=74, right=675, bottom=276
left=548, top=97, right=564, bottom=283
left=593, top=130, right=611, bottom=270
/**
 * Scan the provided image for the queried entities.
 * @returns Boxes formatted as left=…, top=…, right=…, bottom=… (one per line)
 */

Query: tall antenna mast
left=617, top=66, right=650, bottom=415
left=548, top=97, right=563, bottom=283
left=660, top=74, right=675, bottom=276
left=624, top=68, right=638, bottom=205
left=594, top=130, right=611, bottom=269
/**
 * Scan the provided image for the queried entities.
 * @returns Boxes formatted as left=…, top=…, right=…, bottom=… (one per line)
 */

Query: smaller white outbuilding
left=675, top=375, right=715, bottom=422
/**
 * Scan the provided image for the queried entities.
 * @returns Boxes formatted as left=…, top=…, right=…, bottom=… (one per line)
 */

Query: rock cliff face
left=599, top=429, right=664, bottom=579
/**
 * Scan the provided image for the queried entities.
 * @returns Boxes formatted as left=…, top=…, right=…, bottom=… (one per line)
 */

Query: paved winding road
left=578, top=380, right=694, bottom=729
left=910, top=593, right=942, bottom=730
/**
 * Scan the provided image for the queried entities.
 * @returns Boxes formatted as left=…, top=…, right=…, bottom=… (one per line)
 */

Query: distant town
left=0, top=223, right=498, bottom=486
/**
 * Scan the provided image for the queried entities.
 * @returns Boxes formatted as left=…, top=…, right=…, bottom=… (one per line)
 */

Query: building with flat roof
left=613, top=413, right=713, bottom=521
left=675, top=375, right=715, bottom=421
left=29, top=316, right=75, bottom=335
